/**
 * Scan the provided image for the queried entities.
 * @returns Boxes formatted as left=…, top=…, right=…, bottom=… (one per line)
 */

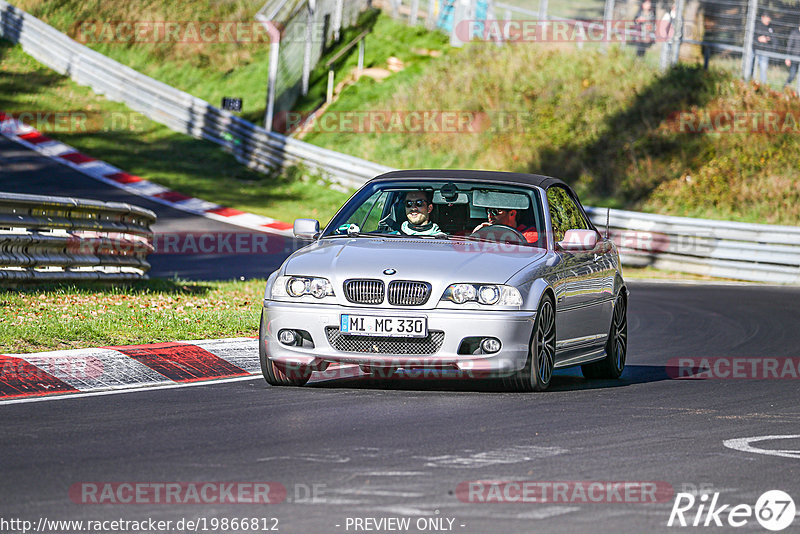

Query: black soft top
left=369, top=169, right=572, bottom=192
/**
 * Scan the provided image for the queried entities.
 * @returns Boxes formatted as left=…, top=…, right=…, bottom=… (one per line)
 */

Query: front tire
left=581, top=294, right=627, bottom=379
left=504, top=295, right=556, bottom=392
left=259, top=310, right=311, bottom=386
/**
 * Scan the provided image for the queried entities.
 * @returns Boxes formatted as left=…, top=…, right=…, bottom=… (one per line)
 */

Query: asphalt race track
left=2, top=139, right=800, bottom=533
left=0, top=137, right=296, bottom=280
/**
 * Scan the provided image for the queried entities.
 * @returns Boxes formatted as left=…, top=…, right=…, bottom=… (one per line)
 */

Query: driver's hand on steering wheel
left=473, top=221, right=491, bottom=233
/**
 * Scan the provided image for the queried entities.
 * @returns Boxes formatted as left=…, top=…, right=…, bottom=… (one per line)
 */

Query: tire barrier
left=0, top=192, right=156, bottom=281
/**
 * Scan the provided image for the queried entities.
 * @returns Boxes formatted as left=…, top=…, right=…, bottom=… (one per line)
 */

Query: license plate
left=340, top=315, right=427, bottom=338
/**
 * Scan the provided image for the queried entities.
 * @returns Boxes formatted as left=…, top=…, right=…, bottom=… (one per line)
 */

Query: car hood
left=283, top=237, right=546, bottom=284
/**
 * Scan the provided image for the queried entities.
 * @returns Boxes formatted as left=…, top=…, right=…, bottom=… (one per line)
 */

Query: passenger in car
left=400, top=190, right=444, bottom=236
left=473, top=207, right=539, bottom=243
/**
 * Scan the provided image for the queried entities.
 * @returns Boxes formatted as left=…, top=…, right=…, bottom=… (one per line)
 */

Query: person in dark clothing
left=751, top=12, right=775, bottom=83
left=785, top=24, right=800, bottom=88
left=633, top=0, right=656, bottom=57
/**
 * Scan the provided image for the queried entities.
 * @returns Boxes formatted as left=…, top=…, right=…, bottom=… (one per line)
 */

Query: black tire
left=504, top=295, right=556, bottom=392
left=581, top=294, right=627, bottom=379
left=259, top=310, right=311, bottom=386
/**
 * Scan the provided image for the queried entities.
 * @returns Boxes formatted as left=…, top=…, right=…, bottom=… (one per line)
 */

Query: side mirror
left=293, top=219, right=320, bottom=240
left=558, top=229, right=598, bottom=251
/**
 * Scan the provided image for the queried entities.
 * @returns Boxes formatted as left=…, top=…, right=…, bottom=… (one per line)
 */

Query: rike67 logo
left=668, top=490, right=795, bottom=531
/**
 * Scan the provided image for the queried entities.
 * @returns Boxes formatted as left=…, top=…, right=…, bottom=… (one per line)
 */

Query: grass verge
left=0, top=278, right=265, bottom=353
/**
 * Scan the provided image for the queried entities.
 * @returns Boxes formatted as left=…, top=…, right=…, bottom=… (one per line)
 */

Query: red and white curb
left=0, top=338, right=259, bottom=402
left=0, top=338, right=362, bottom=403
left=0, top=112, right=293, bottom=235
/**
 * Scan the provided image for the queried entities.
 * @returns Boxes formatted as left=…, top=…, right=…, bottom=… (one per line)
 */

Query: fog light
left=480, top=338, right=501, bottom=354
left=278, top=329, right=297, bottom=345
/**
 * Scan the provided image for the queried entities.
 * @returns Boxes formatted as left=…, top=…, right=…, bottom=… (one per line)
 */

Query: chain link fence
left=258, top=0, right=370, bottom=131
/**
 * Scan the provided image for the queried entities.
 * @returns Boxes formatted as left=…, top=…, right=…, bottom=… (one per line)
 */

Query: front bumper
left=262, top=300, right=536, bottom=374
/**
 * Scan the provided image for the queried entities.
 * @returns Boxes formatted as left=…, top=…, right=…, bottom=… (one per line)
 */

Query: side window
left=547, top=187, right=589, bottom=242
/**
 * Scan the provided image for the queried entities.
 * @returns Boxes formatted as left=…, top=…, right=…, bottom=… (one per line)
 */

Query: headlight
left=442, top=284, right=522, bottom=306
left=450, top=283, right=477, bottom=304
left=272, top=276, right=334, bottom=299
left=478, top=285, right=500, bottom=305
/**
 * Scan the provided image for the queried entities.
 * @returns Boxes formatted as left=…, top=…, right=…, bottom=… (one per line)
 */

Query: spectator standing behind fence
left=633, top=0, right=656, bottom=57
left=751, top=12, right=775, bottom=84
left=785, top=24, right=800, bottom=89
left=702, top=14, right=716, bottom=70
left=657, top=3, right=676, bottom=61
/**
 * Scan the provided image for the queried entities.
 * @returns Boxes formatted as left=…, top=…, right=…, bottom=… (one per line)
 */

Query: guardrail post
left=334, top=0, right=344, bottom=41
left=670, top=0, right=685, bottom=66
left=264, top=39, right=280, bottom=131
left=450, top=0, right=466, bottom=46
left=427, top=0, right=436, bottom=29
left=742, top=0, right=758, bottom=80
left=327, top=69, right=335, bottom=103
left=302, top=2, right=315, bottom=96
left=603, top=0, right=615, bottom=49
left=358, top=39, right=365, bottom=72
left=410, top=0, right=420, bottom=24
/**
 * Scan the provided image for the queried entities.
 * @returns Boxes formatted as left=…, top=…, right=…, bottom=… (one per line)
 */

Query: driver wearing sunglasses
left=473, top=207, right=539, bottom=243
left=400, top=190, right=443, bottom=236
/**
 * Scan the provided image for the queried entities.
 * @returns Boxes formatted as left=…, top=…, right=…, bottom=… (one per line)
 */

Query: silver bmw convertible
left=259, top=170, right=628, bottom=391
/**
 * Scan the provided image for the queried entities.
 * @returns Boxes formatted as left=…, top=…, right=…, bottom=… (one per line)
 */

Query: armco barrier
left=2, top=2, right=800, bottom=284
left=586, top=207, right=800, bottom=284
left=0, top=192, right=156, bottom=281
left=0, top=1, right=391, bottom=190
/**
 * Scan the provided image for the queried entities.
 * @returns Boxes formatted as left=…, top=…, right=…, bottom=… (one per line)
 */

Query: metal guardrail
left=586, top=207, right=800, bottom=284
left=0, top=192, right=156, bottom=281
left=0, top=1, right=391, bottom=190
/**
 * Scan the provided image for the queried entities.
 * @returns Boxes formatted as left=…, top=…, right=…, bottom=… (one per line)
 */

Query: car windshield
left=322, top=179, right=547, bottom=248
